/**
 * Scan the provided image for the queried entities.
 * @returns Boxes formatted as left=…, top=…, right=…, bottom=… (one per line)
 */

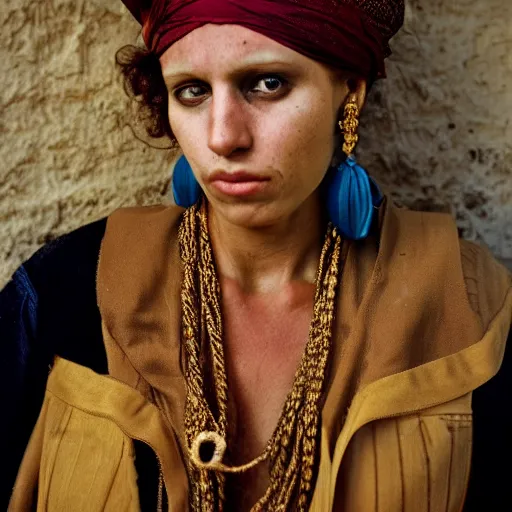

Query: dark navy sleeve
left=0, top=265, right=40, bottom=408
left=0, top=266, right=52, bottom=508
left=0, top=218, right=107, bottom=509
left=464, top=327, right=512, bottom=511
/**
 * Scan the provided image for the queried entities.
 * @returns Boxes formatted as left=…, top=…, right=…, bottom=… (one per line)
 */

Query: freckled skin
left=160, top=25, right=367, bottom=509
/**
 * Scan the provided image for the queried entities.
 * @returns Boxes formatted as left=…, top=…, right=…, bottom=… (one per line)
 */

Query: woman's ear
left=347, top=78, right=367, bottom=111
left=334, top=76, right=367, bottom=127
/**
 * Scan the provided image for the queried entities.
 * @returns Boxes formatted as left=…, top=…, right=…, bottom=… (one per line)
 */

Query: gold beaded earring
left=340, top=96, right=360, bottom=156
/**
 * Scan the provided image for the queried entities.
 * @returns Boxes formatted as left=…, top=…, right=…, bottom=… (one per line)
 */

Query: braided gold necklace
left=178, top=200, right=344, bottom=511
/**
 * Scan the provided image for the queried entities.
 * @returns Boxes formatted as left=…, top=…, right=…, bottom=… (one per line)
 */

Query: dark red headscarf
left=121, top=0, right=404, bottom=80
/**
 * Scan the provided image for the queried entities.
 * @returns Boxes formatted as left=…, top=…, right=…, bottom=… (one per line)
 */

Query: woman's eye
left=251, top=76, right=286, bottom=95
left=173, top=75, right=288, bottom=104
left=175, top=84, right=208, bottom=102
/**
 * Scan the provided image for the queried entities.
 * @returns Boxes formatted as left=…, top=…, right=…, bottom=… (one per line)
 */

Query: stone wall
left=1, top=0, right=511, bottom=286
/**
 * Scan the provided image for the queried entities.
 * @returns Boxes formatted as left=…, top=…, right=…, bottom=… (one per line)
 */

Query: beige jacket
left=10, top=199, right=512, bottom=511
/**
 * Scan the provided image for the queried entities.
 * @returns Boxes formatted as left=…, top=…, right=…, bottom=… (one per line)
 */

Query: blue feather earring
left=172, top=154, right=201, bottom=208
left=325, top=96, right=383, bottom=240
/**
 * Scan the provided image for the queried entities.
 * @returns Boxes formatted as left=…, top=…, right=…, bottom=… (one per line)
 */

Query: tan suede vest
left=10, top=200, right=512, bottom=511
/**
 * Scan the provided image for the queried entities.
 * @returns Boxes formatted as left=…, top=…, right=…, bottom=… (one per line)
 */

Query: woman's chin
left=209, top=200, right=285, bottom=231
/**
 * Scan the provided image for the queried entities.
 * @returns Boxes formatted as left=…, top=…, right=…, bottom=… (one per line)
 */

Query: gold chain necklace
left=178, top=200, right=344, bottom=511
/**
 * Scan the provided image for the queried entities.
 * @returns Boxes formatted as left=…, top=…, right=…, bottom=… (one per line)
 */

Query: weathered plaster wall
left=361, top=0, right=512, bottom=263
left=1, top=0, right=511, bottom=286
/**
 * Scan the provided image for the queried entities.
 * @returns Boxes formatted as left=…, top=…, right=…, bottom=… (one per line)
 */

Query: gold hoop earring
left=339, top=96, right=360, bottom=156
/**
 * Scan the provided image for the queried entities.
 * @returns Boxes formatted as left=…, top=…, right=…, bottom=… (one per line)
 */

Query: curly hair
left=116, top=45, right=175, bottom=142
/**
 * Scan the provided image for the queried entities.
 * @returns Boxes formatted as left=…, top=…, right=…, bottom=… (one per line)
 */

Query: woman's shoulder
left=384, top=201, right=511, bottom=332
left=458, top=238, right=511, bottom=332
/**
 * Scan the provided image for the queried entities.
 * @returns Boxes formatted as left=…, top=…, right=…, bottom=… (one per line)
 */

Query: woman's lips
left=209, top=170, right=270, bottom=197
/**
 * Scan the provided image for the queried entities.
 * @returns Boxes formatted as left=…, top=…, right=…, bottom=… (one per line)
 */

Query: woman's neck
left=208, top=194, right=325, bottom=294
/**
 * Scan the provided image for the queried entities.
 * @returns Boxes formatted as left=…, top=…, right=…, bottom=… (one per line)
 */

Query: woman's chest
left=221, top=289, right=313, bottom=455
left=220, top=287, right=315, bottom=509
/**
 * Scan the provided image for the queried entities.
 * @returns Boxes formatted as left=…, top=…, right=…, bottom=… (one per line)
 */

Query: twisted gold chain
left=178, top=200, right=344, bottom=511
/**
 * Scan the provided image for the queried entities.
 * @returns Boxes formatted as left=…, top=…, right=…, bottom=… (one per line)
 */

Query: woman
left=2, top=0, right=511, bottom=510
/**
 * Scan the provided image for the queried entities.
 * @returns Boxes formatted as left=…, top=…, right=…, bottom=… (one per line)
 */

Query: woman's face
left=161, top=24, right=351, bottom=229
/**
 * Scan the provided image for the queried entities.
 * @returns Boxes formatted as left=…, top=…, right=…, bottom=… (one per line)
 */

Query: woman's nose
left=207, top=90, right=253, bottom=158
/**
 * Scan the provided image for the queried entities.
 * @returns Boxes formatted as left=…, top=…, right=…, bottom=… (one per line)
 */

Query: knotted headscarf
left=121, top=0, right=404, bottom=81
